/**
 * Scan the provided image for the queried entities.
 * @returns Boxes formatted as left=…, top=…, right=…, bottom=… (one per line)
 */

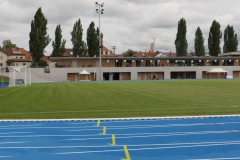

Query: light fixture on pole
left=95, top=2, right=104, bottom=81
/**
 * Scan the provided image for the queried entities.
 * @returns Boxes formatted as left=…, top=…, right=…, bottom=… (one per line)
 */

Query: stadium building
left=1, top=47, right=240, bottom=83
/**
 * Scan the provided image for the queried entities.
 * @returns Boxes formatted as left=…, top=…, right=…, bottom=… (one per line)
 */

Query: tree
left=2, top=40, right=17, bottom=48
left=86, top=22, right=98, bottom=57
left=123, top=49, right=136, bottom=57
left=175, top=18, right=188, bottom=57
left=29, top=7, right=51, bottom=67
left=32, top=59, right=47, bottom=67
left=96, top=27, right=103, bottom=48
left=52, top=25, right=66, bottom=57
left=70, top=19, right=84, bottom=57
left=194, top=27, right=205, bottom=56
left=223, top=25, right=238, bottom=53
left=208, top=20, right=222, bottom=56
left=82, top=41, right=88, bottom=56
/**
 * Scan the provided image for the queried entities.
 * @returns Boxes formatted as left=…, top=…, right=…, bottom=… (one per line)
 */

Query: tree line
left=29, top=8, right=103, bottom=66
left=1, top=7, right=103, bottom=66
left=175, top=18, right=238, bottom=57
left=1, top=8, right=239, bottom=65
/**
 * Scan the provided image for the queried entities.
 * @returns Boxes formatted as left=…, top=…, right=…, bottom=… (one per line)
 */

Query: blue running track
left=1, top=116, right=240, bottom=160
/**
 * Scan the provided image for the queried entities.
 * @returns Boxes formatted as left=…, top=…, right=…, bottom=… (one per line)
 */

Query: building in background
left=0, top=51, right=7, bottom=68
left=2, top=48, right=32, bottom=67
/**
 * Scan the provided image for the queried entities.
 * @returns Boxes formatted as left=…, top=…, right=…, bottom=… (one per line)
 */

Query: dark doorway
left=103, top=73, right=109, bottom=80
left=112, top=73, right=119, bottom=80
left=171, top=72, right=196, bottom=79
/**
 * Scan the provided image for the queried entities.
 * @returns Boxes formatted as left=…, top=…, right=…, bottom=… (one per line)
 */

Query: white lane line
left=66, top=130, right=239, bottom=141
left=66, top=122, right=96, bottom=125
left=98, top=121, right=240, bottom=128
left=1, top=141, right=238, bottom=149
left=52, top=141, right=240, bottom=155
left=0, top=124, right=43, bottom=128
left=110, top=130, right=239, bottom=136
left=0, top=156, right=12, bottom=158
left=0, top=142, right=27, bottom=145
left=188, top=157, right=240, bottom=160
left=0, top=132, right=33, bottom=135
left=0, top=145, right=115, bottom=149
left=1, top=121, right=239, bottom=130
left=115, top=130, right=238, bottom=139
left=53, top=148, right=124, bottom=155
left=66, top=119, right=172, bottom=125
left=0, top=130, right=238, bottom=138
left=0, top=126, right=100, bottom=130
left=0, top=134, right=109, bottom=138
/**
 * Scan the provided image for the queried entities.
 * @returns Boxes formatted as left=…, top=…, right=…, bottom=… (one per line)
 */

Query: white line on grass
left=0, top=87, right=22, bottom=97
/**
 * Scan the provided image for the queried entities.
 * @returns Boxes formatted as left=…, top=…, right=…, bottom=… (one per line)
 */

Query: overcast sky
left=1, top=0, right=240, bottom=55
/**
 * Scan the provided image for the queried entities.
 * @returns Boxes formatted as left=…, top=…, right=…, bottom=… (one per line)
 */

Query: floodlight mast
left=95, top=2, right=104, bottom=81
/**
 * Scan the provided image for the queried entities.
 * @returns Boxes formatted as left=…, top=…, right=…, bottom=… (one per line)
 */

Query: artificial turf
left=0, top=80, right=240, bottom=119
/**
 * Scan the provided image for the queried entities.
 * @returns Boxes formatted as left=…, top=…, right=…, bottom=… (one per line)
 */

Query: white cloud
left=0, top=0, right=240, bottom=55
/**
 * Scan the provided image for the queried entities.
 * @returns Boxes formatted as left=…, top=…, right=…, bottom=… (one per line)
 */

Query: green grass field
left=0, top=80, right=240, bottom=119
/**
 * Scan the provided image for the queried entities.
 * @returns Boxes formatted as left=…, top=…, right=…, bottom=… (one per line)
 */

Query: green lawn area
left=0, top=80, right=240, bottom=119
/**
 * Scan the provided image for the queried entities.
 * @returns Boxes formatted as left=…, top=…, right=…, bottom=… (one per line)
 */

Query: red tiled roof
left=102, top=46, right=115, bottom=57
left=11, top=48, right=31, bottom=60
left=41, top=56, right=51, bottom=62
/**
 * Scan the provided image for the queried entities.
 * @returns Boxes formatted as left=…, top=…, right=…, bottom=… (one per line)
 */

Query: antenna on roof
left=111, top=46, right=117, bottom=55
left=153, top=38, right=155, bottom=53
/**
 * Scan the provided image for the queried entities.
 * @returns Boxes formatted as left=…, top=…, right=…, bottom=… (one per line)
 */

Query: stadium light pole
left=95, top=2, right=104, bottom=81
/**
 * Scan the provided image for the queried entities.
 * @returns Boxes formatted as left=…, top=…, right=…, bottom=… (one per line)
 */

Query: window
left=0, top=56, right=2, bottom=60
left=0, top=63, right=2, bottom=66
left=23, top=63, right=25, bottom=65
left=21, top=57, right=23, bottom=59
left=13, top=51, right=22, bottom=54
